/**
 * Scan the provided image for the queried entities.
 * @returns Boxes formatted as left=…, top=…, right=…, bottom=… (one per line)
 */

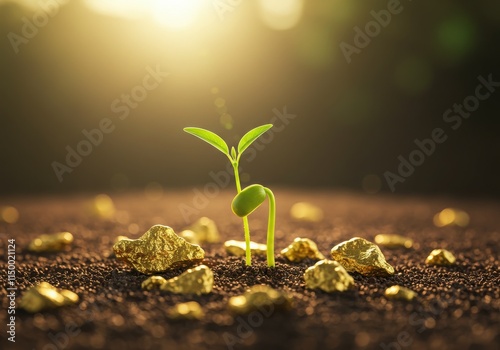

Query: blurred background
left=1, top=0, right=499, bottom=197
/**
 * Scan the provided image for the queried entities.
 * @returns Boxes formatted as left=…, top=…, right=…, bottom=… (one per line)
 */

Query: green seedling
left=183, top=124, right=274, bottom=266
left=231, top=184, right=276, bottom=267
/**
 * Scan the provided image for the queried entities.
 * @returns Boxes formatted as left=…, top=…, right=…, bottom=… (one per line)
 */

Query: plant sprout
left=231, top=184, right=276, bottom=267
left=183, top=124, right=274, bottom=266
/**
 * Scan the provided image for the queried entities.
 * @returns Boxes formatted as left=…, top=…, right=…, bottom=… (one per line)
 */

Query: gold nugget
left=384, top=285, right=417, bottom=301
left=161, top=265, right=213, bottom=295
left=19, top=282, right=79, bottom=313
left=433, top=208, right=470, bottom=227
left=141, top=276, right=168, bottom=290
left=181, top=217, right=220, bottom=244
left=89, top=194, right=116, bottom=219
left=304, top=260, right=355, bottom=293
left=374, top=234, right=413, bottom=249
left=28, top=232, right=74, bottom=253
left=224, top=240, right=267, bottom=257
left=113, top=225, right=205, bottom=274
left=228, top=285, right=292, bottom=314
left=425, top=249, right=456, bottom=266
left=331, top=237, right=395, bottom=276
left=290, top=202, right=323, bottom=222
left=281, top=237, right=325, bottom=262
left=168, top=301, right=204, bottom=320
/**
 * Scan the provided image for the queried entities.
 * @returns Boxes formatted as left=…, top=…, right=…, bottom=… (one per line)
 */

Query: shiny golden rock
left=384, top=285, right=417, bottom=301
left=181, top=217, right=220, bottom=244
left=168, top=301, right=204, bottom=320
left=374, top=234, right=413, bottom=249
left=304, top=260, right=355, bottom=292
left=290, top=202, right=323, bottom=222
left=141, top=276, right=167, bottom=290
left=19, top=282, right=79, bottom=313
left=425, top=249, right=456, bottom=266
left=281, top=237, right=325, bottom=262
left=161, top=265, right=213, bottom=295
left=28, top=232, right=74, bottom=253
left=224, top=240, right=267, bottom=257
left=228, top=285, right=292, bottom=314
left=331, top=237, right=395, bottom=276
left=113, top=225, right=205, bottom=274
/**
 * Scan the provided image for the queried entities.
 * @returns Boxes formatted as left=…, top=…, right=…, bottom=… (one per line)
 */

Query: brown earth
left=1, top=189, right=499, bottom=350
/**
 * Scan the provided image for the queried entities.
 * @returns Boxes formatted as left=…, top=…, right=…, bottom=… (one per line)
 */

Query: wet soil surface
left=1, top=189, right=499, bottom=350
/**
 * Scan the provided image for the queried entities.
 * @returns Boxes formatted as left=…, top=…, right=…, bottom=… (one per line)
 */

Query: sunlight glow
left=151, top=0, right=203, bottom=29
left=84, top=0, right=203, bottom=29
left=258, top=0, right=304, bottom=30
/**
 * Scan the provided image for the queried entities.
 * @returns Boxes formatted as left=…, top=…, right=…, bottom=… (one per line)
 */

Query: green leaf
left=237, top=124, right=273, bottom=155
left=184, top=127, right=229, bottom=156
left=231, top=146, right=237, bottom=161
left=231, top=184, right=266, bottom=217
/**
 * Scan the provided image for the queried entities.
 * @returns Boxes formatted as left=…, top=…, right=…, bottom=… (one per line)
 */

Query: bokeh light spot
left=220, top=113, right=233, bottom=130
left=435, top=14, right=476, bottom=63
left=1, top=206, right=19, bottom=224
left=214, top=97, right=226, bottom=108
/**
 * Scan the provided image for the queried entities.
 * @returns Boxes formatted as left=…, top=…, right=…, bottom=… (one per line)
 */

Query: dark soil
left=1, top=189, right=499, bottom=350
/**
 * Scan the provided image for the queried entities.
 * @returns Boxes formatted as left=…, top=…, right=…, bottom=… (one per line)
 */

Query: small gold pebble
left=304, top=260, right=355, bottom=293
left=181, top=217, right=220, bottom=244
left=113, top=225, right=205, bottom=274
left=141, top=276, right=167, bottom=290
left=425, top=249, right=456, bottom=266
left=331, top=237, right=395, bottom=276
left=228, top=285, right=292, bottom=314
left=180, top=230, right=199, bottom=245
left=28, top=232, right=74, bottom=253
left=19, top=282, right=79, bottom=313
left=161, top=265, right=213, bottom=295
left=88, top=194, right=116, bottom=219
left=224, top=240, right=267, bottom=257
left=168, top=301, right=204, bottom=320
left=433, top=208, right=470, bottom=227
left=384, top=285, right=417, bottom=301
left=281, top=237, right=325, bottom=262
left=374, top=234, right=413, bottom=249
left=0, top=206, right=19, bottom=224
left=290, top=202, right=323, bottom=222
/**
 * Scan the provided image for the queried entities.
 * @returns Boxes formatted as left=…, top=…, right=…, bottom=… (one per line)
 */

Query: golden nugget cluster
left=16, top=200, right=464, bottom=319
left=19, top=282, right=79, bottom=313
